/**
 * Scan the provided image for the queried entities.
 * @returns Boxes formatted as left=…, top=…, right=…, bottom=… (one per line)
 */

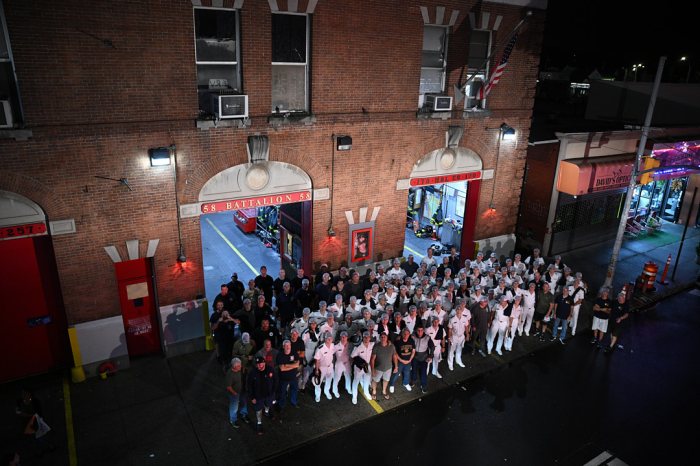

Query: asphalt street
left=262, top=289, right=700, bottom=466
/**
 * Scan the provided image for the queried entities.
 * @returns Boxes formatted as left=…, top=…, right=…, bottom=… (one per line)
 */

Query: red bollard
left=658, top=254, right=671, bottom=285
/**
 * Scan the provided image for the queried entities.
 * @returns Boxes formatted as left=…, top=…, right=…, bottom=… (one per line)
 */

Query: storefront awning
left=556, top=154, right=635, bottom=196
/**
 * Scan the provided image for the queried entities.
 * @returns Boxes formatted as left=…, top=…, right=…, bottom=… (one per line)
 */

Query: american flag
left=479, top=33, right=519, bottom=100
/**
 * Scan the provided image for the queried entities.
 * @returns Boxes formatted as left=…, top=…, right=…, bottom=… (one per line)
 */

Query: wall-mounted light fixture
left=500, top=123, right=516, bottom=141
left=148, top=147, right=172, bottom=167
left=336, top=135, right=352, bottom=151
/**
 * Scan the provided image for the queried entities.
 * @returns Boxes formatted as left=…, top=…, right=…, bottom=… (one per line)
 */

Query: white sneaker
left=389, top=386, right=395, bottom=394
left=324, top=391, right=332, bottom=400
left=315, top=395, right=320, bottom=403
left=352, top=397, right=357, bottom=405
left=434, top=372, right=443, bottom=379
left=363, top=390, right=372, bottom=400
left=448, top=364, right=454, bottom=371
left=456, top=361, right=465, bottom=368
left=496, top=349, right=502, bottom=356
left=333, top=390, right=340, bottom=398
left=404, top=384, right=412, bottom=391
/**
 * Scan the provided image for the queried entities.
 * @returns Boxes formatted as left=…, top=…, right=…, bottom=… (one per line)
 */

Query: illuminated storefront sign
left=201, top=190, right=312, bottom=213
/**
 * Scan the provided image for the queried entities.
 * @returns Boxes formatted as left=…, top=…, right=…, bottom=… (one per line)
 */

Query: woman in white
left=384, top=285, right=398, bottom=306
left=517, top=282, right=537, bottom=336
left=568, top=277, right=587, bottom=336
left=504, top=295, right=522, bottom=351
left=350, top=331, right=374, bottom=404
left=487, top=295, right=510, bottom=355
left=345, top=296, right=363, bottom=320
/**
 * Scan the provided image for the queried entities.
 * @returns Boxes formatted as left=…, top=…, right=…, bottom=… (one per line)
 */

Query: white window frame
left=419, top=24, right=449, bottom=108
left=193, top=6, right=242, bottom=115
left=271, top=12, right=310, bottom=114
left=464, top=29, right=492, bottom=111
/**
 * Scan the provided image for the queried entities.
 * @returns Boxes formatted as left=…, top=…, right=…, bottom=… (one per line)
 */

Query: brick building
left=0, top=0, right=546, bottom=380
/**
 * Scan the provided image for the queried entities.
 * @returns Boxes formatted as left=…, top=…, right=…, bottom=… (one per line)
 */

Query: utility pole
left=603, top=56, right=666, bottom=290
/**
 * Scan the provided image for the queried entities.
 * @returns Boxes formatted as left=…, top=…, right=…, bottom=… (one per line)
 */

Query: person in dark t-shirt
left=591, top=288, right=613, bottom=348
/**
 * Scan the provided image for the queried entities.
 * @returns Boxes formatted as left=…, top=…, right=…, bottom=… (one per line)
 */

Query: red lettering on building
left=409, top=171, right=482, bottom=187
left=200, top=190, right=312, bottom=213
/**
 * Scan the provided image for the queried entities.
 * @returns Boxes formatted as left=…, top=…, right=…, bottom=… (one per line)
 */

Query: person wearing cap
left=426, top=316, right=446, bottom=377
left=401, top=254, right=419, bottom=279
left=338, top=312, right=360, bottom=343
left=332, top=332, right=353, bottom=397
left=328, top=294, right=345, bottom=320
left=313, top=332, right=336, bottom=402
left=487, top=252, right=499, bottom=270
left=469, top=297, right=490, bottom=357
left=233, top=298, right=256, bottom=335
left=494, top=279, right=514, bottom=302
left=524, top=248, right=545, bottom=270
left=291, top=268, right=311, bottom=294
left=512, top=254, right=527, bottom=275
left=544, top=264, right=560, bottom=292
left=387, top=258, right=406, bottom=282
left=556, top=266, right=574, bottom=293
left=345, top=295, right=362, bottom=320
left=411, top=286, right=426, bottom=308
left=291, top=307, right=312, bottom=336
left=456, top=280, right=470, bottom=303
left=226, top=358, right=246, bottom=428
left=533, top=282, right=555, bottom=340
left=591, top=287, right=613, bottom=348
left=411, top=324, right=434, bottom=394
left=376, top=312, right=391, bottom=336
left=484, top=268, right=498, bottom=290
left=232, top=332, right=256, bottom=373
left=247, top=355, right=277, bottom=435
left=447, top=301, right=470, bottom=369
left=517, top=282, right=537, bottom=336
left=371, top=332, right=398, bottom=400
left=350, top=331, right=374, bottom=404
left=319, top=313, right=338, bottom=341
left=469, top=284, right=484, bottom=307
left=253, top=295, right=274, bottom=329
left=606, top=291, right=629, bottom=353
left=473, top=252, right=486, bottom=273
left=550, top=286, right=574, bottom=345
left=365, top=319, right=379, bottom=343
left=300, top=319, right=321, bottom=391
left=332, top=266, right=349, bottom=288
left=314, top=263, right=333, bottom=289
left=359, top=289, right=377, bottom=316
left=487, top=295, right=510, bottom=355
left=389, top=311, right=407, bottom=339
left=425, top=300, right=447, bottom=327
left=396, top=285, right=412, bottom=314
left=254, top=338, right=279, bottom=369
left=276, top=340, right=300, bottom=412
left=404, top=305, right=419, bottom=334
left=567, top=277, right=586, bottom=336
left=254, top=266, right=274, bottom=305
left=504, top=294, right=523, bottom=351
left=310, top=300, right=330, bottom=322
left=384, top=285, right=398, bottom=307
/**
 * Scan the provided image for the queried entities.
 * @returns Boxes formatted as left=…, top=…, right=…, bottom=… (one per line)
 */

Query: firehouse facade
left=0, top=0, right=546, bottom=380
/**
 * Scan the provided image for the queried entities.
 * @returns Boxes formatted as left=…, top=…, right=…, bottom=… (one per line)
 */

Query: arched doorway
left=197, top=161, right=313, bottom=305
left=0, top=190, right=69, bottom=382
left=404, top=147, right=483, bottom=262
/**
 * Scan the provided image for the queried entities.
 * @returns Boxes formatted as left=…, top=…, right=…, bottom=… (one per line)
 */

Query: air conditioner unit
left=0, top=100, right=13, bottom=129
left=425, top=95, right=452, bottom=112
left=208, top=94, right=248, bottom=119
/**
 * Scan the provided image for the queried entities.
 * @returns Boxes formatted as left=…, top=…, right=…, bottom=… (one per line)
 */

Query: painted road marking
left=205, top=218, right=258, bottom=276
left=360, top=386, right=383, bottom=413
left=63, top=377, right=77, bottom=466
left=404, top=245, right=424, bottom=259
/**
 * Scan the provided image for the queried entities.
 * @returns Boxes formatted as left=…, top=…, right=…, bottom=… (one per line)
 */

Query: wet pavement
left=262, top=289, right=700, bottom=466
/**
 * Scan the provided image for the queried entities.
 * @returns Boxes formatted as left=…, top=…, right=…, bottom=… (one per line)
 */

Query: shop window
left=272, top=13, right=309, bottom=113
left=194, top=7, right=241, bottom=117
left=553, top=193, right=624, bottom=233
left=419, top=25, right=449, bottom=107
left=464, top=29, right=491, bottom=111
left=0, top=4, right=22, bottom=128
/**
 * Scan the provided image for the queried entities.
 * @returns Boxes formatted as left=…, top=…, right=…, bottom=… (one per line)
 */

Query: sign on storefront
left=201, top=190, right=312, bottom=213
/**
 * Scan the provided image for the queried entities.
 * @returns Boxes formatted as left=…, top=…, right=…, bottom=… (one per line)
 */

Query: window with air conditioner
left=272, top=13, right=310, bottom=114
left=419, top=25, right=449, bottom=109
left=1, top=3, right=21, bottom=128
left=464, top=29, right=491, bottom=111
left=194, top=6, right=243, bottom=118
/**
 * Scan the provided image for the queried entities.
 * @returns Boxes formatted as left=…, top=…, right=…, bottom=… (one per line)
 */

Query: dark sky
left=540, top=0, right=698, bottom=79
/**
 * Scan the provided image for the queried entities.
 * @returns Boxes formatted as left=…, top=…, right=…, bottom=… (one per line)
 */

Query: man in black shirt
left=214, top=284, right=237, bottom=312
left=273, top=268, right=288, bottom=301
left=247, top=356, right=276, bottom=434
left=291, top=268, right=311, bottom=293
left=254, top=266, right=274, bottom=305
left=276, top=282, right=296, bottom=329
left=591, top=288, right=613, bottom=348
left=276, top=339, right=300, bottom=413
left=226, top=273, right=245, bottom=304
left=294, top=279, right=315, bottom=312
left=254, top=317, right=280, bottom=349
left=606, top=291, right=630, bottom=353
left=315, top=273, right=334, bottom=307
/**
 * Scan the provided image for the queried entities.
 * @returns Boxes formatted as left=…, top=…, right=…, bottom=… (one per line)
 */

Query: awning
left=556, top=154, right=635, bottom=196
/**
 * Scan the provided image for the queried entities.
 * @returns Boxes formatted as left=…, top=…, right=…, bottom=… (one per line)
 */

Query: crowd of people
left=213, top=248, right=629, bottom=435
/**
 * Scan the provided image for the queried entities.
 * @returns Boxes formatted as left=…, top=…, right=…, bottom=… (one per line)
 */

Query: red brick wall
left=0, top=1, right=545, bottom=323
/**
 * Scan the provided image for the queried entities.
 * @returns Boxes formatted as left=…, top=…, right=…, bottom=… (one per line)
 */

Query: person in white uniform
left=447, top=302, right=471, bottom=370
left=487, top=295, right=510, bottom=355
left=350, top=331, right=374, bottom=404
left=568, top=277, right=586, bottom=336
left=313, top=332, right=336, bottom=402
left=504, top=294, right=522, bottom=351
left=332, top=331, right=353, bottom=398
left=517, top=282, right=537, bottom=336
left=425, top=316, right=446, bottom=378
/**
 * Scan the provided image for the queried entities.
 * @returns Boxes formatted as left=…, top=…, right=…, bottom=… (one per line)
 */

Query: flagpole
left=603, top=56, right=666, bottom=290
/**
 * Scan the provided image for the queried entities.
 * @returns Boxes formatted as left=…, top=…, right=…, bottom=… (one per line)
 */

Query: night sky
left=540, top=0, right=698, bottom=80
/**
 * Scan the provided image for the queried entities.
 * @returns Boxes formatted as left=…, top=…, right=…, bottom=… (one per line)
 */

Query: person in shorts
left=591, top=287, right=613, bottom=349
left=370, top=333, right=397, bottom=400
left=606, top=291, right=629, bottom=353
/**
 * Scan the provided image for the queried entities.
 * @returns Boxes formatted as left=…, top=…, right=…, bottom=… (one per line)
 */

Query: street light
left=680, top=56, right=691, bottom=83
left=632, top=63, right=645, bottom=81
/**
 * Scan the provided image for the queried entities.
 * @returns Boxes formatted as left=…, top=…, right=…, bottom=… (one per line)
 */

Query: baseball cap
left=255, top=356, right=265, bottom=364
